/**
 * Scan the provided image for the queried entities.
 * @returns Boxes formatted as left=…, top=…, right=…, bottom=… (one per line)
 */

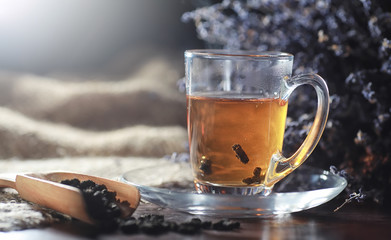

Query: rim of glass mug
left=185, top=49, right=293, bottom=61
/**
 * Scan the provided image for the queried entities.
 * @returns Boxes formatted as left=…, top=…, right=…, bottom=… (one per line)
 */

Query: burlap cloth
left=0, top=58, right=189, bottom=231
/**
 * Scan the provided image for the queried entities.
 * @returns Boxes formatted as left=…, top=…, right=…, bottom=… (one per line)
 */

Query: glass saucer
left=120, top=161, right=347, bottom=217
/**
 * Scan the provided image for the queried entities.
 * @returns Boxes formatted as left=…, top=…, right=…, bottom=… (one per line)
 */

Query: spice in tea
left=199, top=156, right=212, bottom=175
left=242, top=167, right=263, bottom=185
left=232, top=144, right=250, bottom=164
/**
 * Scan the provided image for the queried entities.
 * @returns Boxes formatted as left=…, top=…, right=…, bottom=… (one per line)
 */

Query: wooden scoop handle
left=0, top=174, right=16, bottom=189
left=0, top=173, right=93, bottom=223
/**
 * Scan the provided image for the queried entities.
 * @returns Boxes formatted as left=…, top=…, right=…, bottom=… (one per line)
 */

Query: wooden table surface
left=1, top=198, right=391, bottom=240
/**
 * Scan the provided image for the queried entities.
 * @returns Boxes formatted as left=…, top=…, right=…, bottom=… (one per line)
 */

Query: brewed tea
left=187, top=93, right=288, bottom=187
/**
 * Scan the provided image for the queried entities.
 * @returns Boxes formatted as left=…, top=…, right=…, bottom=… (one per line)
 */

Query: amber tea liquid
left=187, top=93, right=288, bottom=189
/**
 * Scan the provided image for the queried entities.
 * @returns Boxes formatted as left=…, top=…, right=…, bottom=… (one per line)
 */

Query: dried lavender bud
left=334, top=188, right=366, bottom=212
left=232, top=144, right=249, bottom=164
left=354, top=130, right=370, bottom=145
left=330, top=166, right=349, bottom=180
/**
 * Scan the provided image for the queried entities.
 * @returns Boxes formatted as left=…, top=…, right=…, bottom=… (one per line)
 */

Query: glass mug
left=185, top=50, right=329, bottom=196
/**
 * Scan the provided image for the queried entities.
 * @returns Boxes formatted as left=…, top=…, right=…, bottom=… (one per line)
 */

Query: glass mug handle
left=265, top=73, right=330, bottom=187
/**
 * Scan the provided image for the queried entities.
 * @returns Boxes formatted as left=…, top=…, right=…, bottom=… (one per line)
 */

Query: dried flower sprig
left=334, top=188, right=366, bottom=212
left=330, top=165, right=367, bottom=212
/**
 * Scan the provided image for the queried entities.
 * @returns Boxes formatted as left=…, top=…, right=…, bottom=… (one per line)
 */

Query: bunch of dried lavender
left=183, top=0, right=391, bottom=208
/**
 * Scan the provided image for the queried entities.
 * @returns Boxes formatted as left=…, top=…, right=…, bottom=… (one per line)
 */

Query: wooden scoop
left=0, top=172, right=140, bottom=224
